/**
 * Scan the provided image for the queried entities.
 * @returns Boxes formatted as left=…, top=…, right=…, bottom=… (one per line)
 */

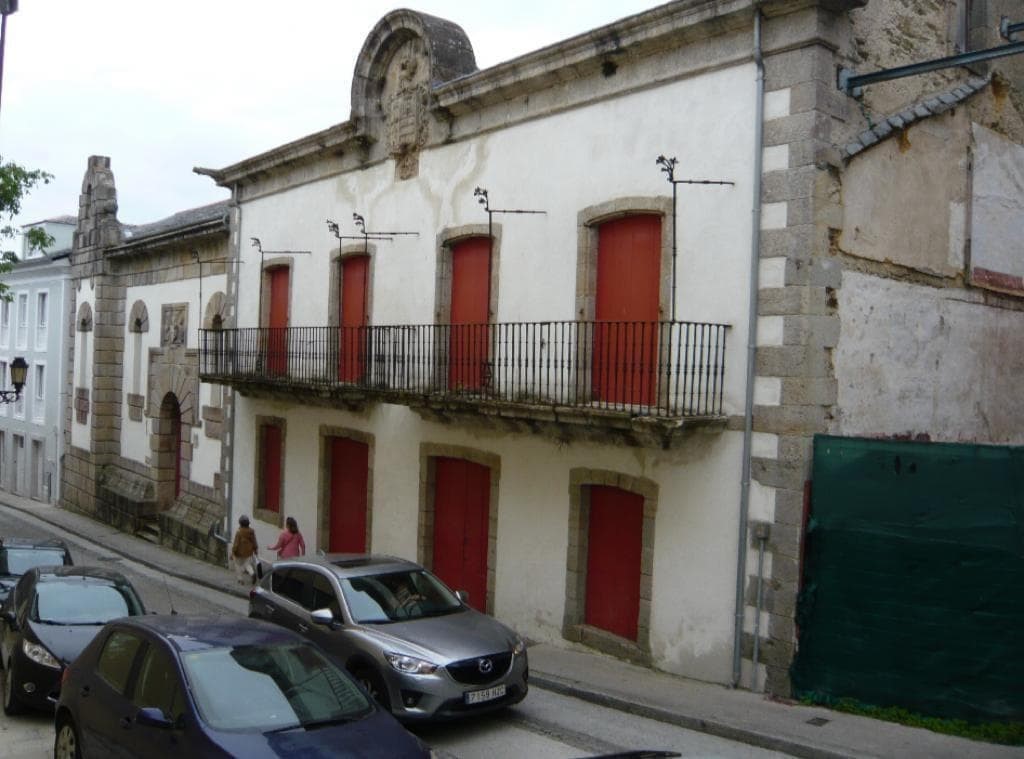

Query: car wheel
left=2, top=661, right=25, bottom=715
left=54, top=715, right=82, bottom=759
left=353, top=667, right=391, bottom=711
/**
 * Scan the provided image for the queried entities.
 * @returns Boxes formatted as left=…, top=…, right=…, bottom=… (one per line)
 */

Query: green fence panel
left=791, top=435, right=1024, bottom=721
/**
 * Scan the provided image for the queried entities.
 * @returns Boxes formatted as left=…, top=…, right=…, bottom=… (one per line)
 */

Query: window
left=133, top=644, right=184, bottom=719
left=32, top=364, right=44, bottom=420
left=35, top=292, right=47, bottom=348
left=15, top=293, right=28, bottom=349
left=256, top=420, right=284, bottom=519
left=97, top=630, right=145, bottom=695
left=0, top=302, right=9, bottom=346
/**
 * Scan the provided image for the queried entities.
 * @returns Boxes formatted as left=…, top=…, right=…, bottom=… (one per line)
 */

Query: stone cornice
left=106, top=217, right=229, bottom=258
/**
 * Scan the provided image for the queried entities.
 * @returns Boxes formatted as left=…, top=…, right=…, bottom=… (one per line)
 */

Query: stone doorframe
left=151, top=392, right=190, bottom=506
left=563, top=468, right=658, bottom=665
left=316, top=425, right=375, bottom=554
left=434, top=224, right=501, bottom=324
left=417, top=442, right=500, bottom=615
left=328, top=245, right=377, bottom=329
left=146, top=347, right=200, bottom=507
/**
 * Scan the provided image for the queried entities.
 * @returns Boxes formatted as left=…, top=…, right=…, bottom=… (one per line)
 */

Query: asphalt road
left=0, top=505, right=790, bottom=759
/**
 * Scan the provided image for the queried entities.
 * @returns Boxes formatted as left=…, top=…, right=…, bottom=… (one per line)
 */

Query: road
left=0, top=505, right=791, bottom=759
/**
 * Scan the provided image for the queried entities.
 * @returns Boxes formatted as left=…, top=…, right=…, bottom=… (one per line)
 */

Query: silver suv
left=249, top=555, right=528, bottom=721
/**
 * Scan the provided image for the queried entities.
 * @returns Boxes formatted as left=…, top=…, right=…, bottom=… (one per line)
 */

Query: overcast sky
left=0, top=1, right=660, bottom=234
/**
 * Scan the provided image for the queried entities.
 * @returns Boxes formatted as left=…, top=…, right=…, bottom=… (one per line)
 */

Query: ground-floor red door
left=339, top=256, right=368, bottom=383
left=448, top=237, right=491, bottom=391
left=593, top=215, right=660, bottom=406
left=585, top=485, right=643, bottom=640
left=261, top=424, right=283, bottom=515
left=266, top=266, right=289, bottom=376
left=433, top=457, right=489, bottom=610
left=328, top=437, right=368, bottom=553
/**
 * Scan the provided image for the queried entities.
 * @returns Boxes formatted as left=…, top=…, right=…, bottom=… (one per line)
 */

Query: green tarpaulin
left=791, top=435, right=1024, bottom=722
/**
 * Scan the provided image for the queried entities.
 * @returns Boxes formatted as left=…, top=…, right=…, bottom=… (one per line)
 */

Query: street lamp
left=0, top=356, right=27, bottom=403
left=0, top=0, right=17, bottom=119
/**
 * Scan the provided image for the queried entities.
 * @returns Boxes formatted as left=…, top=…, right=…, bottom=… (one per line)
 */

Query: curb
left=529, top=674, right=856, bottom=759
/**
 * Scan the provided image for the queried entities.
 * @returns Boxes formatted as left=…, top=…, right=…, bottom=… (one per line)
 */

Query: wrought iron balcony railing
left=199, top=320, right=727, bottom=418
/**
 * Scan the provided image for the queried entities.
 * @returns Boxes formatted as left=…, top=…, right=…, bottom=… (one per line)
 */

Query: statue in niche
left=383, top=40, right=429, bottom=180
left=161, top=304, right=188, bottom=348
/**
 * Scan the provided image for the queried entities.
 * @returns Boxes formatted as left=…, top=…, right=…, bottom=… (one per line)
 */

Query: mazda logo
left=477, top=658, right=493, bottom=674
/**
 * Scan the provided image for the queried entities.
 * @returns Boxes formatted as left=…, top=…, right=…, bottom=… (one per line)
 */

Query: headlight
left=22, top=640, right=60, bottom=669
left=384, top=652, right=438, bottom=675
left=512, top=636, right=526, bottom=656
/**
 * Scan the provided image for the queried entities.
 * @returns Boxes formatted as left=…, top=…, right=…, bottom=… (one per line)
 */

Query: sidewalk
left=2, top=494, right=1020, bottom=759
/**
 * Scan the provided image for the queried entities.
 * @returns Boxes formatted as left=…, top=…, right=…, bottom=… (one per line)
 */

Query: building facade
left=60, top=157, right=232, bottom=564
left=0, top=218, right=74, bottom=503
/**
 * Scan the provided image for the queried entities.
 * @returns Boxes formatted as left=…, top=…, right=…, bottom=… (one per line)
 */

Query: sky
left=0, top=0, right=661, bottom=235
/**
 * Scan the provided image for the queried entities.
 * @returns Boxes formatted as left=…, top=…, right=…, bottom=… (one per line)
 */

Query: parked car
left=54, top=614, right=432, bottom=759
left=249, top=555, right=528, bottom=721
left=0, top=537, right=73, bottom=604
left=0, top=565, right=145, bottom=714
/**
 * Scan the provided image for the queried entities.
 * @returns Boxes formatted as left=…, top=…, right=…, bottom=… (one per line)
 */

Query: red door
left=593, top=215, right=660, bottom=405
left=266, top=267, right=289, bottom=376
left=449, top=237, right=491, bottom=391
left=261, top=425, right=283, bottom=514
left=432, top=457, right=489, bottom=610
left=339, top=256, right=368, bottom=383
left=328, top=437, right=368, bottom=553
left=585, top=485, right=643, bottom=640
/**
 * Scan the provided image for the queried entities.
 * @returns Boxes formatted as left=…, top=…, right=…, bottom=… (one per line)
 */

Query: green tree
left=0, top=156, right=54, bottom=301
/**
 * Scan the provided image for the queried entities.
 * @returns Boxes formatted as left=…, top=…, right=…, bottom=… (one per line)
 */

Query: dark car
left=0, top=537, right=73, bottom=604
left=0, top=565, right=145, bottom=714
left=249, top=555, right=528, bottom=721
left=54, top=614, right=432, bottom=759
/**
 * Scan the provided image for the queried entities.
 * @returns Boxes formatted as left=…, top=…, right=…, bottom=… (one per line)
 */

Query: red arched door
left=266, top=266, right=290, bottom=376
left=328, top=437, right=368, bottom=553
left=432, top=457, right=489, bottom=610
left=593, top=215, right=660, bottom=406
left=448, top=237, right=491, bottom=391
left=339, top=256, right=368, bottom=383
left=585, top=485, right=643, bottom=640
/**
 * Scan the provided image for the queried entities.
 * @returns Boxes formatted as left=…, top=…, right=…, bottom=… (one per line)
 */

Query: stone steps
left=136, top=518, right=161, bottom=544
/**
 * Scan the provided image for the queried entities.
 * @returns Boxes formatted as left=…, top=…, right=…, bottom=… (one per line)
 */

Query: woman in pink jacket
left=268, top=516, right=306, bottom=559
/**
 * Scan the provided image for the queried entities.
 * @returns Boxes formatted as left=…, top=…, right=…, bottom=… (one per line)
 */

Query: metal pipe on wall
left=732, top=5, right=765, bottom=690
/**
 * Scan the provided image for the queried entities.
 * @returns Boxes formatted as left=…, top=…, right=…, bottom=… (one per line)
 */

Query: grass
left=798, top=694, right=1024, bottom=746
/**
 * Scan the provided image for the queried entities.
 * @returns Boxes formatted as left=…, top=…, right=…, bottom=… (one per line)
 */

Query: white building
left=0, top=218, right=74, bottom=503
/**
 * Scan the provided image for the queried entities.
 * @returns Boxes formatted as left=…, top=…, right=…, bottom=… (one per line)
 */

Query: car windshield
left=33, top=581, right=144, bottom=625
left=340, top=569, right=463, bottom=623
left=182, top=643, right=372, bottom=732
left=0, top=548, right=67, bottom=576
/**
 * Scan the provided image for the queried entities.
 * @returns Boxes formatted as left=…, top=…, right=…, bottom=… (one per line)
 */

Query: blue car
left=54, top=614, right=432, bottom=758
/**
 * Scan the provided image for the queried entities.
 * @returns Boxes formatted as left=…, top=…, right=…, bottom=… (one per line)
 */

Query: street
left=0, top=505, right=790, bottom=759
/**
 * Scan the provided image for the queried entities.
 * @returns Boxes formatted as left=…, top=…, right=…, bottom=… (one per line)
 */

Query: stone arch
left=77, top=302, right=93, bottom=332
left=203, top=291, right=229, bottom=329
left=151, top=392, right=190, bottom=506
left=563, top=468, right=659, bottom=664
left=350, top=10, right=477, bottom=125
left=148, top=361, right=199, bottom=426
left=128, top=300, right=149, bottom=333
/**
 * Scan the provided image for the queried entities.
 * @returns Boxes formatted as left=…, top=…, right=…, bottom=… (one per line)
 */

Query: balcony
left=199, top=320, right=729, bottom=449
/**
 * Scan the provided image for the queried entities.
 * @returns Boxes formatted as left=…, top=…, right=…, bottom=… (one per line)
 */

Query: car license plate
left=464, top=685, right=506, bottom=705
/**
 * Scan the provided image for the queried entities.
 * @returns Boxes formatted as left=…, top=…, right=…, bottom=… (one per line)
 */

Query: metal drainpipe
left=731, top=5, right=765, bottom=690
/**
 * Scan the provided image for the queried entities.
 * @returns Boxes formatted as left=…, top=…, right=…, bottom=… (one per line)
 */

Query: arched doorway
left=155, top=392, right=185, bottom=505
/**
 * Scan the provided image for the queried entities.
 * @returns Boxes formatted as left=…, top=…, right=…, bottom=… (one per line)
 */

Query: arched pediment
left=129, top=300, right=149, bottom=333
left=77, top=302, right=93, bottom=332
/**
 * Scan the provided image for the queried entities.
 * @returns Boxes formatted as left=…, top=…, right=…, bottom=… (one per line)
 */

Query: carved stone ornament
left=161, top=303, right=189, bottom=348
left=383, top=39, right=430, bottom=180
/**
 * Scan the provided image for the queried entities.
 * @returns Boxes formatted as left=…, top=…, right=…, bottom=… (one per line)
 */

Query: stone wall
left=160, top=492, right=227, bottom=566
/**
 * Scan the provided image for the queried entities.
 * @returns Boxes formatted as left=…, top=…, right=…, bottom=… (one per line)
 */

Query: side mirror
left=310, top=608, right=335, bottom=627
left=135, top=707, right=173, bottom=729
left=256, top=560, right=266, bottom=580
left=454, top=590, right=469, bottom=604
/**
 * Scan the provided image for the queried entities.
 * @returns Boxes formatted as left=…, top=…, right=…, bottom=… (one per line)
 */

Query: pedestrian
left=268, top=516, right=306, bottom=559
left=230, top=515, right=259, bottom=585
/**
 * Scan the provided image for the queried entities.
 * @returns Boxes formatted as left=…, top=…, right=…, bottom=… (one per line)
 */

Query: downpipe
left=731, top=6, right=765, bottom=690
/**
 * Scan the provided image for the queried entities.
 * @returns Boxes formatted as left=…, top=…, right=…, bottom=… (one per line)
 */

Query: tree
left=0, top=155, right=54, bottom=301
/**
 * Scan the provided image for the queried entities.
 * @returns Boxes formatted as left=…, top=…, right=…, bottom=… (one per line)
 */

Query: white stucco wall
left=834, top=271, right=1024, bottom=444
left=233, top=395, right=744, bottom=683
left=237, top=64, right=756, bottom=415
left=121, top=277, right=226, bottom=489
